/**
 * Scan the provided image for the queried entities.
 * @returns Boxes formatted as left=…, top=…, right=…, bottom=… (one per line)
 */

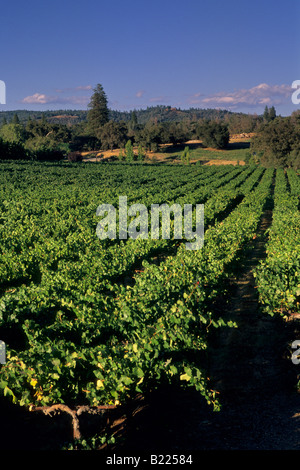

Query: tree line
left=0, top=84, right=299, bottom=168
left=249, top=110, right=300, bottom=169
left=0, top=84, right=232, bottom=162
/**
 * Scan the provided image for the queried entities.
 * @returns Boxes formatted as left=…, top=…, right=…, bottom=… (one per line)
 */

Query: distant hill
left=0, top=105, right=258, bottom=128
left=0, top=109, right=87, bottom=126
left=109, top=105, right=237, bottom=124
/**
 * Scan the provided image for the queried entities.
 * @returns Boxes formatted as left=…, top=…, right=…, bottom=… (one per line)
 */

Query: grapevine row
left=254, top=168, right=300, bottom=317
left=0, top=166, right=273, bottom=414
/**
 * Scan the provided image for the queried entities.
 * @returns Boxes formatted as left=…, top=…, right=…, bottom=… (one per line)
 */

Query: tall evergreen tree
left=268, top=106, right=276, bottom=121
left=263, top=105, right=270, bottom=122
left=87, top=84, right=109, bottom=137
left=263, top=105, right=276, bottom=122
left=12, top=113, right=20, bottom=124
left=130, top=110, right=138, bottom=128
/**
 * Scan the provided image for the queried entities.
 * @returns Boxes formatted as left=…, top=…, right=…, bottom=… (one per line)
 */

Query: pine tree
left=87, top=84, right=109, bottom=137
left=263, top=105, right=276, bottom=122
left=269, top=106, right=276, bottom=121
left=130, top=110, right=138, bottom=129
left=263, top=106, right=269, bottom=122
left=12, top=113, right=20, bottom=124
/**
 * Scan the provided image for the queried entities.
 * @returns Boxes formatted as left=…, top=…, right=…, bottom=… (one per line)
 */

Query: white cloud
left=188, top=83, right=293, bottom=109
left=22, top=85, right=93, bottom=106
left=22, top=93, right=55, bottom=104
left=21, top=92, right=90, bottom=106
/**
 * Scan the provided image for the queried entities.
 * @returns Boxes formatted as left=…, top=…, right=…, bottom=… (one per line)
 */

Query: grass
left=82, top=137, right=252, bottom=165
left=158, top=139, right=251, bottom=163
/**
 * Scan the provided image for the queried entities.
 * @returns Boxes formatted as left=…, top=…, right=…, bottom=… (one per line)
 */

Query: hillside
left=0, top=105, right=261, bottom=132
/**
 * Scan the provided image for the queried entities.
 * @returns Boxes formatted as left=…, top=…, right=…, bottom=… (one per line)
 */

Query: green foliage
left=33, top=146, right=65, bottom=162
left=251, top=117, right=300, bottom=168
left=135, top=122, right=163, bottom=151
left=124, top=139, right=134, bottom=162
left=87, top=84, right=109, bottom=137
left=68, top=151, right=83, bottom=163
left=137, top=144, right=145, bottom=162
left=254, top=168, right=300, bottom=317
left=98, top=121, right=127, bottom=151
left=181, top=146, right=190, bottom=164
left=12, top=113, right=20, bottom=125
left=263, top=105, right=276, bottom=122
left=0, top=137, right=299, bottom=444
left=0, top=123, right=27, bottom=145
left=161, top=122, right=190, bottom=145
left=118, top=148, right=124, bottom=161
left=197, top=120, right=229, bottom=149
left=0, top=106, right=261, bottom=134
left=0, top=163, right=275, bottom=420
left=0, top=138, right=30, bottom=160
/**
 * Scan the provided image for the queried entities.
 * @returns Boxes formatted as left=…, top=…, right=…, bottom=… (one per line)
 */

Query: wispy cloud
left=149, top=95, right=170, bottom=103
left=21, top=84, right=93, bottom=106
left=136, top=90, right=145, bottom=98
left=55, top=85, right=93, bottom=93
left=22, top=93, right=56, bottom=104
left=21, top=93, right=90, bottom=106
left=188, top=83, right=293, bottom=109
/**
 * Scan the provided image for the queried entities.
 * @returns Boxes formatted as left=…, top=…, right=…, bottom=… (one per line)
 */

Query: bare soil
left=81, top=137, right=248, bottom=166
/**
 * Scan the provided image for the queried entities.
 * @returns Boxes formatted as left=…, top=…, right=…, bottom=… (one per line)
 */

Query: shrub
left=68, top=151, right=83, bottom=162
left=125, top=139, right=134, bottom=162
left=181, top=145, right=190, bottom=164
left=197, top=120, right=229, bottom=149
left=34, top=147, right=65, bottom=161
left=0, top=138, right=30, bottom=160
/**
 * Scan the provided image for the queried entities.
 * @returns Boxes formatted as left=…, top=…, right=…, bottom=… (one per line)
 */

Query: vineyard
left=0, top=160, right=300, bottom=450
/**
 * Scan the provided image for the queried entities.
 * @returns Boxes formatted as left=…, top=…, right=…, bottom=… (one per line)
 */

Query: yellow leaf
left=96, top=379, right=104, bottom=389
left=180, top=373, right=191, bottom=382
left=132, top=343, right=138, bottom=353
left=30, top=378, right=38, bottom=388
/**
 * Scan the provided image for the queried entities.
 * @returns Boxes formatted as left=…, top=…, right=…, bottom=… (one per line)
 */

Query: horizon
left=0, top=103, right=286, bottom=119
left=1, top=0, right=299, bottom=117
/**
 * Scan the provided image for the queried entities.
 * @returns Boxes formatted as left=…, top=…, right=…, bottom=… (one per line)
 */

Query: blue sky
left=1, top=0, right=299, bottom=115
